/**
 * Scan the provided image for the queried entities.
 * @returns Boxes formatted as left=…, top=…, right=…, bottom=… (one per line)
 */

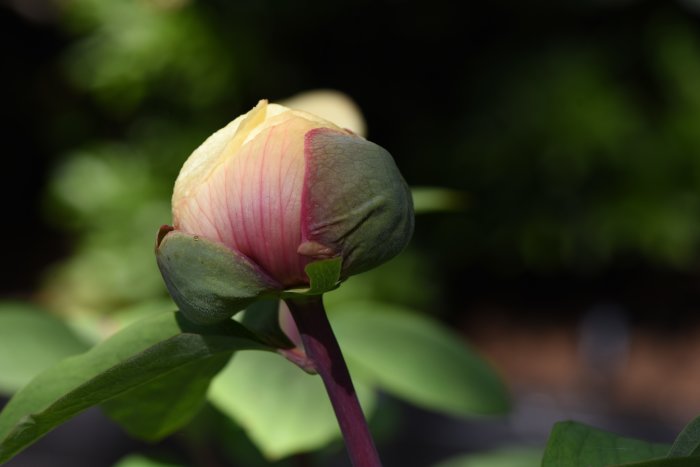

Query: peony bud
left=156, top=100, right=413, bottom=324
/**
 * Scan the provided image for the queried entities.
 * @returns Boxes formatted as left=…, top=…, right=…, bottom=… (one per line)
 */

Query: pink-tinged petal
left=172, top=100, right=368, bottom=287
left=178, top=116, right=318, bottom=286
left=278, top=301, right=303, bottom=349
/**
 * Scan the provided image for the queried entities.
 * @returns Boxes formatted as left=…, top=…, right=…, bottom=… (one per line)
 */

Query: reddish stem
left=285, top=296, right=382, bottom=467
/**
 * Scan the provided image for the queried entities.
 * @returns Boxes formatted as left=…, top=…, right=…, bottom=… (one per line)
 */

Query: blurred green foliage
left=433, top=15, right=700, bottom=271
left=0, top=302, right=89, bottom=393
left=62, top=0, right=234, bottom=112
left=43, top=0, right=235, bottom=316
left=5, top=0, right=700, bottom=463
left=36, top=1, right=700, bottom=324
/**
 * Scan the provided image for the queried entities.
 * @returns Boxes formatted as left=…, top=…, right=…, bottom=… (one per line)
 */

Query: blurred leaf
left=329, top=301, right=510, bottom=416
left=48, top=151, right=163, bottom=227
left=324, top=251, right=438, bottom=311
left=44, top=239, right=167, bottom=313
left=613, top=459, right=700, bottom=467
left=0, top=312, right=270, bottom=463
left=43, top=147, right=171, bottom=317
left=65, top=298, right=176, bottom=345
left=113, top=454, right=183, bottom=467
left=411, top=187, right=468, bottom=214
left=208, top=350, right=375, bottom=460
left=0, top=302, right=90, bottom=395
left=102, top=352, right=230, bottom=441
left=432, top=447, right=542, bottom=467
left=62, top=0, right=234, bottom=112
left=667, top=415, right=700, bottom=458
left=542, top=421, right=670, bottom=467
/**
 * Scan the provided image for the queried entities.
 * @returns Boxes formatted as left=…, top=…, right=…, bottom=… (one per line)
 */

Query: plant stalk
left=285, top=296, right=382, bottom=467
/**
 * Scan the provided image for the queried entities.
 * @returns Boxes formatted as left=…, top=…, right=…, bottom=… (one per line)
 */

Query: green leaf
left=102, top=352, right=231, bottom=441
left=282, top=257, right=342, bottom=297
left=411, top=187, right=468, bottom=214
left=113, top=454, right=184, bottom=467
left=208, top=350, right=375, bottom=460
left=432, top=448, right=542, bottom=467
left=65, top=298, right=177, bottom=345
left=542, top=421, right=670, bottom=467
left=0, top=312, right=270, bottom=464
left=614, top=458, right=700, bottom=467
left=0, top=302, right=90, bottom=394
left=668, top=416, right=700, bottom=458
left=328, top=301, right=509, bottom=416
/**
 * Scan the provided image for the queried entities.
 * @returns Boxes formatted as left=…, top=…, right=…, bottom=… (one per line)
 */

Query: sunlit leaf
left=329, top=301, right=510, bottom=416
left=208, top=350, right=375, bottom=460
left=113, top=454, right=183, bottom=467
left=0, top=302, right=90, bottom=395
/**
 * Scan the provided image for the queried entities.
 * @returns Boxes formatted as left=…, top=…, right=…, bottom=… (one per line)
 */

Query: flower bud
left=157, top=100, right=413, bottom=323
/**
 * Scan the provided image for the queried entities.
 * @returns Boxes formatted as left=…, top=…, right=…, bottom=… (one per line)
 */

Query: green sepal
left=281, top=257, right=342, bottom=298
left=156, top=227, right=280, bottom=324
left=303, top=129, right=414, bottom=279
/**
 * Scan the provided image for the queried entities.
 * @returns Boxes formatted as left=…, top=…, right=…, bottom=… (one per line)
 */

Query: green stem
left=285, top=296, right=382, bottom=467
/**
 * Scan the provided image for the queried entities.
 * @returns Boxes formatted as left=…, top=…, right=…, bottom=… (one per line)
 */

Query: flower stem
left=285, top=296, right=382, bottom=467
